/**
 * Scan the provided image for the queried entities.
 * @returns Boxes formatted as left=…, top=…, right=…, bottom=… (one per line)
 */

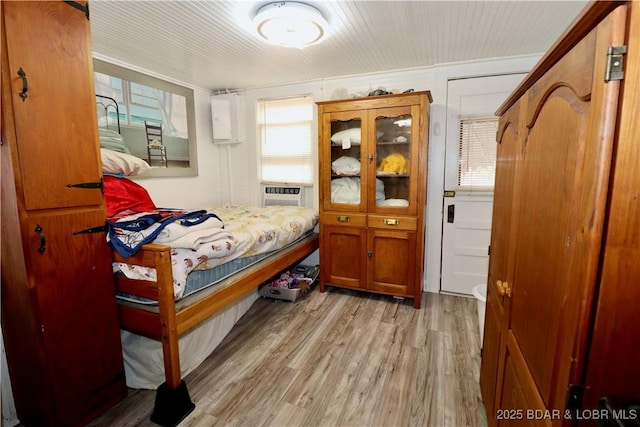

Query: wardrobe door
left=3, top=1, right=103, bottom=211
left=480, top=100, right=523, bottom=424
left=498, top=335, right=551, bottom=427
left=25, top=211, right=124, bottom=424
left=508, top=10, right=623, bottom=415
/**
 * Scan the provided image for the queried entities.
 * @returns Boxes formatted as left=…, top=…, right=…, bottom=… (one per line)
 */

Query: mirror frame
left=93, top=59, right=198, bottom=178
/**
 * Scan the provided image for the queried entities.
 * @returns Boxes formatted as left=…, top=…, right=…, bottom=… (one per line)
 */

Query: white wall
left=99, top=53, right=541, bottom=293
left=224, top=55, right=540, bottom=293
left=93, top=54, right=227, bottom=210
left=136, top=84, right=227, bottom=209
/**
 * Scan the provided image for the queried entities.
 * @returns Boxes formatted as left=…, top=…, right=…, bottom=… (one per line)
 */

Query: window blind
left=258, top=96, right=314, bottom=184
left=457, top=116, right=499, bottom=190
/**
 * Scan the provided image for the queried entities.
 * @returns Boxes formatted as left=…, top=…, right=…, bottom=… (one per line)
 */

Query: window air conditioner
left=262, top=185, right=304, bottom=207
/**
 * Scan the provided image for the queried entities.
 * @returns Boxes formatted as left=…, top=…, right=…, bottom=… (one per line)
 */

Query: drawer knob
left=383, top=218, right=399, bottom=225
left=337, top=215, right=350, bottom=222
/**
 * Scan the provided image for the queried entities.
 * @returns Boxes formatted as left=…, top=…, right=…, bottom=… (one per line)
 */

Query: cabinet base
left=322, top=283, right=421, bottom=308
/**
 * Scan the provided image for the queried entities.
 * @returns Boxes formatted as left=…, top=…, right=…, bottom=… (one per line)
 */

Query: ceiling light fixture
left=253, top=2, right=329, bottom=49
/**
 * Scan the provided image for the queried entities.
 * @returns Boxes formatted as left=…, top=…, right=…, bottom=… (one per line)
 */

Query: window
left=458, top=116, right=499, bottom=190
left=93, top=59, right=197, bottom=177
left=258, top=96, right=314, bottom=184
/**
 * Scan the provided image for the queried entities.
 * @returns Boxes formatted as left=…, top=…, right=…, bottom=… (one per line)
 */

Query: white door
left=441, top=74, right=526, bottom=295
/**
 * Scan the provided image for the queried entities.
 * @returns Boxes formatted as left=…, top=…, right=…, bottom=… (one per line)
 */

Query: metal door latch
left=605, top=45, right=627, bottom=82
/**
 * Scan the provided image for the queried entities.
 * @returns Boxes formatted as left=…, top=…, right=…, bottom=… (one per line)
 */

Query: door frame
left=440, top=73, right=527, bottom=295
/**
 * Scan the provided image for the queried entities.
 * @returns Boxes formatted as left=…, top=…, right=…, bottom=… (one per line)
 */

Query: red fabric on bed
left=103, top=175, right=157, bottom=218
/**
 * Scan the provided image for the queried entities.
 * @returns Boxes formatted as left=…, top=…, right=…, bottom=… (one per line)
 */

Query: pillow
left=100, top=139, right=131, bottom=154
left=330, top=128, right=384, bottom=145
left=101, top=148, right=151, bottom=177
left=99, top=128, right=124, bottom=139
left=331, top=156, right=361, bottom=175
left=331, top=128, right=361, bottom=145
left=103, top=175, right=157, bottom=218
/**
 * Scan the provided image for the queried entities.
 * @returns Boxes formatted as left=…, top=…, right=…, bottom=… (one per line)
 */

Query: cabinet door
left=320, top=225, right=367, bottom=290
left=4, top=1, right=103, bottom=211
left=367, top=229, right=416, bottom=296
left=26, top=210, right=123, bottom=424
left=369, top=104, right=423, bottom=216
left=320, top=110, right=369, bottom=213
left=481, top=100, right=523, bottom=425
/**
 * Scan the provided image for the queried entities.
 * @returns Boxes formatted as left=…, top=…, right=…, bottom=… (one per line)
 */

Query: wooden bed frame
left=112, top=232, right=319, bottom=426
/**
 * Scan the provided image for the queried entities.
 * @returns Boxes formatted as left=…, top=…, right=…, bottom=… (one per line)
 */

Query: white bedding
left=115, top=204, right=318, bottom=299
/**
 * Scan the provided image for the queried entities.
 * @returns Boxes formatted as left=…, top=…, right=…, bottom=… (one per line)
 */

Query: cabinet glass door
left=371, top=105, right=418, bottom=214
left=323, top=111, right=368, bottom=212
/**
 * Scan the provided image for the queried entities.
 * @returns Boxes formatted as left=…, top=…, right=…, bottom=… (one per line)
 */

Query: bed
left=103, top=175, right=318, bottom=426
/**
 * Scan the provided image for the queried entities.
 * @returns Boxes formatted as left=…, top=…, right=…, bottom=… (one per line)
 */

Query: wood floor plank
left=88, top=289, right=488, bottom=427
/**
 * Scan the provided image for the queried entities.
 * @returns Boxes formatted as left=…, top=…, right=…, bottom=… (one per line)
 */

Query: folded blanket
left=154, top=214, right=225, bottom=247
left=161, top=226, right=230, bottom=250
left=108, top=209, right=222, bottom=257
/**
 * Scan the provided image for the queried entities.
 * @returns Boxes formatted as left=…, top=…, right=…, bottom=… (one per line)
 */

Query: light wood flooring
left=89, top=288, right=488, bottom=427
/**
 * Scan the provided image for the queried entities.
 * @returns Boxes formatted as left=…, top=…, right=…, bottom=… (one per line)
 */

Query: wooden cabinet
left=481, top=2, right=640, bottom=426
left=317, top=92, right=431, bottom=308
left=1, top=2, right=126, bottom=425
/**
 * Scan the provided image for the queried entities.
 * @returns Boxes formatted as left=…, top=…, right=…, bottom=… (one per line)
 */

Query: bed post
left=149, top=249, right=195, bottom=427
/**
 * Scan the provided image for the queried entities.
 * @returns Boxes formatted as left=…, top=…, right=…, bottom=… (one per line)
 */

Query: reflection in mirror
left=93, top=59, right=198, bottom=178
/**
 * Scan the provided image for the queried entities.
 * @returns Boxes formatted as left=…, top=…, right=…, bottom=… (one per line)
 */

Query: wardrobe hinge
left=67, top=177, right=104, bottom=193
left=605, top=45, right=626, bottom=82
left=63, top=1, right=90, bottom=20
left=73, top=224, right=108, bottom=235
left=565, top=384, right=585, bottom=413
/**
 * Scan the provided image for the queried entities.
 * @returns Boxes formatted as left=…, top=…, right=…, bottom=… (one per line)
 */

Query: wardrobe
left=317, top=91, right=431, bottom=308
left=480, top=1, right=640, bottom=426
left=1, top=1, right=126, bottom=425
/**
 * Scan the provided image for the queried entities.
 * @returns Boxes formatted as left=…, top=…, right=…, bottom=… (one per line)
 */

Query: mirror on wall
left=93, top=59, right=198, bottom=178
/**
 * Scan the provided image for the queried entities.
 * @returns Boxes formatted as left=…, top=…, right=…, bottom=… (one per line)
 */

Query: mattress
left=115, top=203, right=319, bottom=301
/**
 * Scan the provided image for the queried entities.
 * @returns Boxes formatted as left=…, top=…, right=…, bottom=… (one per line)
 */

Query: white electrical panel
left=211, top=93, right=244, bottom=144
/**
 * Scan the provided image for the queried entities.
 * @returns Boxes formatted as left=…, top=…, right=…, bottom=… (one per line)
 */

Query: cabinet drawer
left=320, top=212, right=367, bottom=227
left=368, top=214, right=417, bottom=231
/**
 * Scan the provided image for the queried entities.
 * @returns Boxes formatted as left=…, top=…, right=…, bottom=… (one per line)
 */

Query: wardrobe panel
left=511, top=88, right=590, bottom=404
left=3, top=1, right=103, bottom=211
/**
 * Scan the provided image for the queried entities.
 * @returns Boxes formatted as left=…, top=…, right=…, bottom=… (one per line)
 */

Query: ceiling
left=89, top=1, right=589, bottom=92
